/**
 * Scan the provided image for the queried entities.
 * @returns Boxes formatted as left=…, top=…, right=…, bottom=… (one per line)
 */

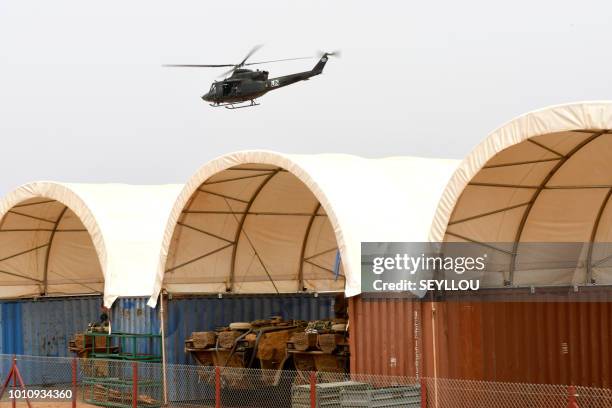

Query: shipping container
left=1, top=293, right=336, bottom=365
left=164, top=293, right=336, bottom=365
left=349, top=289, right=612, bottom=388
left=431, top=288, right=612, bottom=388
left=348, top=295, right=422, bottom=377
left=0, top=296, right=103, bottom=387
left=0, top=296, right=102, bottom=357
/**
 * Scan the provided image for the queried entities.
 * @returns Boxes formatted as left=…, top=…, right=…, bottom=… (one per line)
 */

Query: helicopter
left=164, top=46, right=338, bottom=109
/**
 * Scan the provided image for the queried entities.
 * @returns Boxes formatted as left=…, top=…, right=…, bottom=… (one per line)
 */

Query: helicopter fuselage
left=202, top=70, right=269, bottom=104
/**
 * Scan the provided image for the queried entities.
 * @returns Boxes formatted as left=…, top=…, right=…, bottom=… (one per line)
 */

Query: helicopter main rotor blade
left=218, top=66, right=237, bottom=78
left=243, top=56, right=314, bottom=66
left=216, top=45, right=264, bottom=78
left=163, top=64, right=237, bottom=68
left=236, top=44, right=263, bottom=68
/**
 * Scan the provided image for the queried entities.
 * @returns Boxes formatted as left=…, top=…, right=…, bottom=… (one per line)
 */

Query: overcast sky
left=1, top=0, right=611, bottom=196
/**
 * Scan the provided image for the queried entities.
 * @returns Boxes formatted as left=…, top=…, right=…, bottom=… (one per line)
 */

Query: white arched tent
left=149, top=150, right=459, bottom=306
left=0, top=182, right=183, bottom=306
left=431, top=101, right=612, bottom=287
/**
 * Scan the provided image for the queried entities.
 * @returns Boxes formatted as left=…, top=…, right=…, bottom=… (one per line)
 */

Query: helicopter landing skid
left=209, top=100, right=260, bottom=109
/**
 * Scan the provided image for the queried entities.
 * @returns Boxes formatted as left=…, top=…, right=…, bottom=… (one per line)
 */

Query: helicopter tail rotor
left=318, top=50, right=341, bottom=58
left=311, top=51, right=339, bottom=75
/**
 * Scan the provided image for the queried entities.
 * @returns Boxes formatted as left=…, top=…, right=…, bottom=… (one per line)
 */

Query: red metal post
left=12, top=357, right=16, bottom=408
left=72, top=358, right=78, bottom=408
left=215, top=366, right=221, bottom=408
left=420, top=378, right=427, bottom=408
left=567, top=385, right=580, bottom=408
left=309, top=371, right=317, bottom=408
left=132, top=361, right=138, bottom=408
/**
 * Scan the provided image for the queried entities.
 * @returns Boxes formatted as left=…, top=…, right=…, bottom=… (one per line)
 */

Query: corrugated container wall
left=1, top=293, right=336, bottom=366
left=349, top=290, right=612, bottom=388
left=0, top=296, right=103, bottom=357
left=348, top=296, right=422, bottom=377
left=165, top=293, right=336, bottom=365
left=432, top=296, right=612, bottom=388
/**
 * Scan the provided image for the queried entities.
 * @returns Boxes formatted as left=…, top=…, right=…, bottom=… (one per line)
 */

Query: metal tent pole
left=159, top=292, right=169, bottom=405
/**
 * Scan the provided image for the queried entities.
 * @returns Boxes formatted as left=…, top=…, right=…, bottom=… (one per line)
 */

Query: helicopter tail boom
left=266, top=52, right=335, bottom=91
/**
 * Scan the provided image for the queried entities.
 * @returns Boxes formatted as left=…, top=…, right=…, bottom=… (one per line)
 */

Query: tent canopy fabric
left=0, top=182, right=183, bottom=306
left=431, top=101, right=612, bottom=287
left=149, top=150, right=459, bottom=306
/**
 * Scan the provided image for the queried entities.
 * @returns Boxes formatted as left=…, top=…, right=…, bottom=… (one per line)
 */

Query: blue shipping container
left=1, top=293, right=336, bottom=364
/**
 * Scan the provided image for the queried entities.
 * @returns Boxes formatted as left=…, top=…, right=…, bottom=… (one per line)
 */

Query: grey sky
left=1, top=0, right=611, bottom=196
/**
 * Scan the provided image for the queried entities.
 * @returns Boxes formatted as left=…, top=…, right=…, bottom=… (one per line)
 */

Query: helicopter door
left=222, top=82, right=232, bottom=96
left=210, top=83, right=222, bottom=99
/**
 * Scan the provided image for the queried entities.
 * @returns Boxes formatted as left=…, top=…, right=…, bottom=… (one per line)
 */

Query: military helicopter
left=164, top=46, right=338, bottom=109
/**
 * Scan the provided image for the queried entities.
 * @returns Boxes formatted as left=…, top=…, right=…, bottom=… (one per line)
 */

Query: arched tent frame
left=0, top=182, right=183, bottom=306
left=149, top=151, right=459, bottom=306
left=431, top=101, right=612, bottom=287
left=0, top=182, right=107, bottom=299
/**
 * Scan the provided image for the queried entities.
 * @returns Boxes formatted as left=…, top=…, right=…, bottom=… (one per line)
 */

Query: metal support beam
left=176, top=222, right=234, bottom=244
left=467, top=182, right=539, bottom=189
left=43, top=206, right=69, bottom=295
left=509, top=132, right=605, bottom=284
left=303, top=259, right=335, bottom=275
left=197, top=189, right=249, bottom=204
left=0, top=244, right=49, bottom=263
left=304, top=247, right=338, bottom=261
left=229, top=170, right=281, bottom=291
left=544, top=185, right=612, bottom=190
left=48, top=269, right=103, bottom=294
left=467, top=184, right=612, bottom=191
left=483, top=157, right=560, bottom=169
left=591, top=252, right=612, bottom=269
left=182, top=210, right=328, bottom=216
left=298, top=203, right=321, bottom=291
left=7, top=210, right=56, bottom=224
left=165, top=243, right=234, bottom=273
left=238, top=230, right=280, bottom=293
left=444, top=231, right=514, bottom=256
left=573, top=129, right=612, bottom=134
left=203, top=171, right=276, bottom=186
left=586, top=187, right=612, bottom=284
left=0, top=229, right=87, bottom=233
left=223, top=167, right=286, bottom=172
left=527, top=139, right=564, bottom=157
left=448, top=201, right=533, bottom=226
left=0, top=269, right=44, bottom=283
left=13, top=200, right=57, bottom=208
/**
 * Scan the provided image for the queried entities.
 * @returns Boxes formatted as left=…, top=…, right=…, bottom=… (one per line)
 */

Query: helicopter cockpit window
left=210, top=84, right=217, bottom=93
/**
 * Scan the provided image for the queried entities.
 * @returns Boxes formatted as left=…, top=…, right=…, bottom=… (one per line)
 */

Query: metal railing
left=0, top=354, right=610, bottom=408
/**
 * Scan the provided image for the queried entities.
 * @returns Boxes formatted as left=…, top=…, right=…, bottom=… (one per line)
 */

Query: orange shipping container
left=349, top=291, right=612, bottom=388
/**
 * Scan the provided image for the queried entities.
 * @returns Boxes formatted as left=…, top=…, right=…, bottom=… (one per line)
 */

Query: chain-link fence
left=0, top=354, right=77, bottom=405
left=0, top=354, right=610, bottom=408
